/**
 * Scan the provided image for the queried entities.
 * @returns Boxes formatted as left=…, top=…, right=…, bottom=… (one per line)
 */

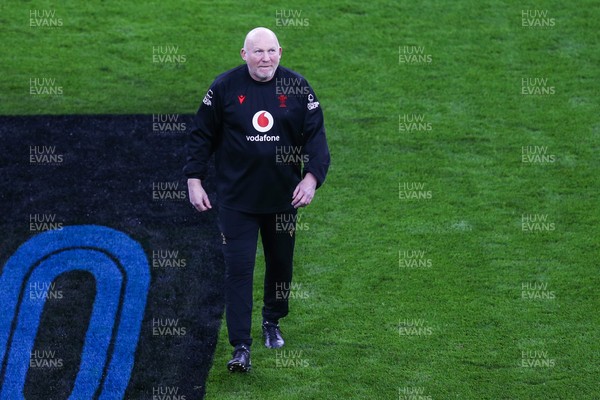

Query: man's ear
left=240, top=48, right=246, bottom=61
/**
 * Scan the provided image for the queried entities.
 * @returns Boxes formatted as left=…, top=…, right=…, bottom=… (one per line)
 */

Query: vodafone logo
left=247, top=110, right=279, bottom=141
left=252, top=110, right=274, bottom=133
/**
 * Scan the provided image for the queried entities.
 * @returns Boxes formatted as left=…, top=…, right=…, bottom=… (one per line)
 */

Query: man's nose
left=262, top=52, right=271, bottom=61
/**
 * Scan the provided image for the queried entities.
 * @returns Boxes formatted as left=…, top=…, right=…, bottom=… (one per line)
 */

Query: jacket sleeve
left=183, top=84, right=222, bottom=180
left=301, top=83, right=330, bottom=188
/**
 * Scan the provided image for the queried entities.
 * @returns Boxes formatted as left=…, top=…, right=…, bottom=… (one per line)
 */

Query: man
left=184, top=27, right=330, bottom=372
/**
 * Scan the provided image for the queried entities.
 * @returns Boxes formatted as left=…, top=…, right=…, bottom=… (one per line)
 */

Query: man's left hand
left=292, top=173, right=317, bottom=208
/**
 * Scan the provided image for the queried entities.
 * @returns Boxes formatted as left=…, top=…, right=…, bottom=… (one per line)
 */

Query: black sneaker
left=227, top=345, right=251, bottom=372
left=262, top=321, right=285, bottom=349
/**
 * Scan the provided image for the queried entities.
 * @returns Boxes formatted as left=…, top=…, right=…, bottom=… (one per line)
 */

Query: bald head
left=241, top=27, right=282, bottom=82
left=243, top=27, right=280, bottom=52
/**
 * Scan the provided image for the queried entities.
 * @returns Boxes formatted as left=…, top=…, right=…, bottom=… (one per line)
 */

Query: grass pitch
left=1, top=0, right=599, bottom=399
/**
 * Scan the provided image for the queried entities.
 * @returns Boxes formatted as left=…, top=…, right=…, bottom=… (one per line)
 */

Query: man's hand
left=292, top=173, right=317, bottom=209
left=188, top=178, right=212, bottom=212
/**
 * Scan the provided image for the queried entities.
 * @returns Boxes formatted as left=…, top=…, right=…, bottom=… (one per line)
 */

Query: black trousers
left=218, top=206, right=296, bottom=347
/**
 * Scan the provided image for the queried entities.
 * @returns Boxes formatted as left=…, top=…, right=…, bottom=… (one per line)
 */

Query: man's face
left=241, top=32, right=282, bottom=82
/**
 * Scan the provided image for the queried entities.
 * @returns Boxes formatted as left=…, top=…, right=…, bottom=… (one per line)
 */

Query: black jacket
left=184, top=65, right=330, bottom=213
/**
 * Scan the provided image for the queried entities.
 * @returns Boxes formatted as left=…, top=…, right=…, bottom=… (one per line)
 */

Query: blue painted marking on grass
left=0, top=225, right=150, bottom=400
left=5, top=250, right=121, bottom=398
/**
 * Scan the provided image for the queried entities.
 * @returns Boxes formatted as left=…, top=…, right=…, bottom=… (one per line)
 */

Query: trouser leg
left=260, top=208, right=297, bottom=324
left=218, top=207, right=259, bottom=347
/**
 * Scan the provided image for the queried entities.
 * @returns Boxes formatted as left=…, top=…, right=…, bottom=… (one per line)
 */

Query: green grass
left=2, top=0, right=599, bottom=399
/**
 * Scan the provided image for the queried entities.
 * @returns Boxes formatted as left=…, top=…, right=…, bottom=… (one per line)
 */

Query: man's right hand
left=188, top=178, right=212, bottom=212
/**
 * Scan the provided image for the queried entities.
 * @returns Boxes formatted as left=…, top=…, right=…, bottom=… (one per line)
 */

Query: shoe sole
left=227, top=361, right=251, bottom=373
left=264, top=341, right=284, bottom=349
